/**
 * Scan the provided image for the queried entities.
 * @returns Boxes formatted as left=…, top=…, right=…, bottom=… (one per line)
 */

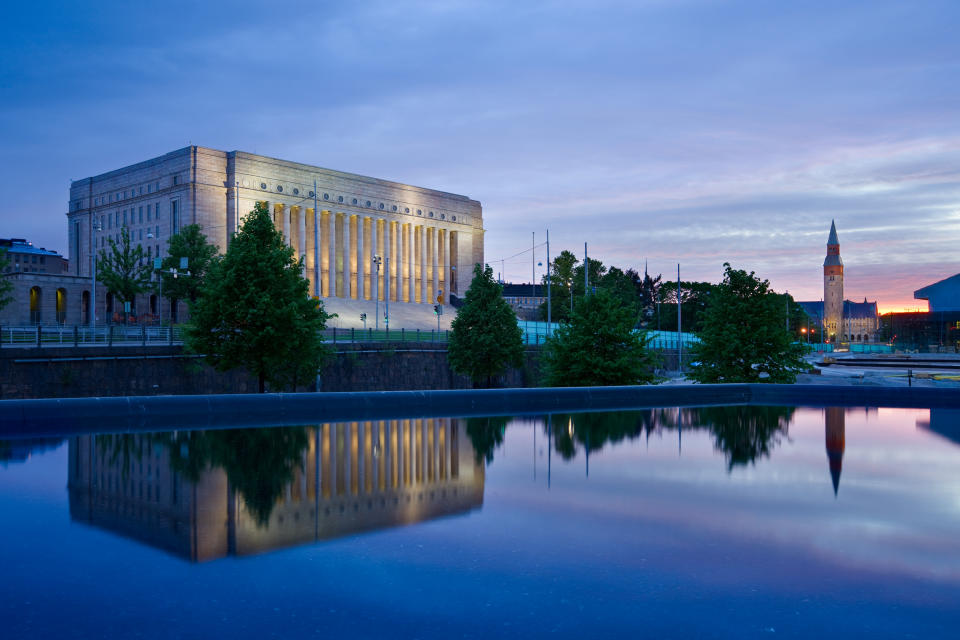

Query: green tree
left=0, top=248, right=12, bottom=312
left=186, top=202, right=332, bottom=392
left=448, top=263, right=525, bottom=387
left=544, top=289, right=661, bottom=387
left=161, top=224, right=219, bottom=305
left=659, top=280, right=716, bottom=332
left=97, top=227, right=153, bottom=317
left=689, top=263, right=811, bottom=384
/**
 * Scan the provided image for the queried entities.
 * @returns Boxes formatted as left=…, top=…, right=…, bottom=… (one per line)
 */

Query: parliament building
left=64, top=146, right=484, bottom=323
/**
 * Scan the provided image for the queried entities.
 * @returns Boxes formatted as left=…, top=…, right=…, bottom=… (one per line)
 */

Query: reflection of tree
left=96, top=434, right=147, bottom=480
left=466, top=416, right=509, bottom=464
left=548, top=410, right=677, bottom=460
left=100, top=427, right=310, bottom=527
left=696, top=406, right=793, bottom=470
left=536, top=406, right=794, bottom=469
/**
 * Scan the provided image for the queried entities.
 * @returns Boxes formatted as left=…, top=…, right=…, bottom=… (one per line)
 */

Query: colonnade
left=264, top=203, right=459, bottom=304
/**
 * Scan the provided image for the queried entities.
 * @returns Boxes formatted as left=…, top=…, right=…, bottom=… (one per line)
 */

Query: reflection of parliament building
left=68, top=419, right=484, bottom=562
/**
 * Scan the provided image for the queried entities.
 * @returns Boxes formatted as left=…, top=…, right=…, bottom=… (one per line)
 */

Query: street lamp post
left=373, top=254, right=382, bottom=331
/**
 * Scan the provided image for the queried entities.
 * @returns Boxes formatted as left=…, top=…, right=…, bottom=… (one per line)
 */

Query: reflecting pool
left=2, top=407, right=959, bottom=638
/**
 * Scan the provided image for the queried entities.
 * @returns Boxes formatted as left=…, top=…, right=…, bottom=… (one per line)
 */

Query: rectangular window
left=115, top=211, right=120, bottom=226
left=155, top=224, right=159, bottom=237
left=171, top=200, right=180, bottom=234
left=100, top=215, right=105, bottom=230
left=139, top=186, right=143, bottom=195
left=123, top=210, right=127, bottom=225
left=147, top=204, right=151, bottom=221
left=124, top=190, right=128, bottom=198
left=155, top=181, right=160, bottom=191
left=147, top=246, right=152, bottom=258
left=139, top=206, right=143, bottom=223
left=138, top=229, right=143, bottom=241
left=173, top=175, right=179, bottom=186
left=147, top=184, right=152, bottom=194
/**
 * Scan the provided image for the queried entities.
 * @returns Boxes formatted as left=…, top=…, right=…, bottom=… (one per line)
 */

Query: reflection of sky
left=505, top=407, right=960, bottom=585
left=2, top=408, right=960, bottom=638
left=2, top=2, right=960, bottom=310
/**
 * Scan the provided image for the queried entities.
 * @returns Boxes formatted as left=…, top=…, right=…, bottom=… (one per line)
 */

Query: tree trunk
left=259, top=371, right=265, bottom=393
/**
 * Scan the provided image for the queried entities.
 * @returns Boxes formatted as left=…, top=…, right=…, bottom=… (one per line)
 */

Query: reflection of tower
left=825, top=407, right=845, bottom=496
left=823, top=220, right=844, bottom=342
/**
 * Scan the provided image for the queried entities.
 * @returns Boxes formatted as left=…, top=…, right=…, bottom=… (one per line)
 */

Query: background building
left=501, top=283, right=546, bottom=320
left=799, top=222, right=880, bottom=343
left=0, top=237, right=90, bottom=325
left=65, top=146, right=484, bottom=326
left=914, top=273, right=960, bottom=313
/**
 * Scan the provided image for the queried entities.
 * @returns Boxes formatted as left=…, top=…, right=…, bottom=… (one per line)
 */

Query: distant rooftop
left=0, top=238, right=62, bottom=257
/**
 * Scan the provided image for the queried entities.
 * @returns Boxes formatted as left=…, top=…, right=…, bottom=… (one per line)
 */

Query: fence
left=0, top=325, right=185, bottom=347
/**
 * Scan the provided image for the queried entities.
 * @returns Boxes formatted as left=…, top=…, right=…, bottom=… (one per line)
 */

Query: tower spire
left=827, top=219, right=839, bottom=246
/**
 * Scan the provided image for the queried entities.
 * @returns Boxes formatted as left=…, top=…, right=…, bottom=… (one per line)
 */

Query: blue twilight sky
left=1, top=0, right=958, bottom=311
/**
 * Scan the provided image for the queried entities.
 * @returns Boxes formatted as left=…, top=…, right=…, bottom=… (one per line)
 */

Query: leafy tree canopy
left=97, top=227, right=153, bottom=307
left=161, top=224, right=219, bottom=304
left=544, top=289, right=661, bottom=387
left=448, top=263, right=525, bottom=387
left=186, top=201, right=332, bottom=392
left=689, top=263, right=811, bottom=384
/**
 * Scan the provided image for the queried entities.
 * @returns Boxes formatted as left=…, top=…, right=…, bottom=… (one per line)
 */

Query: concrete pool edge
left=2, top=384, right=959, bottom=438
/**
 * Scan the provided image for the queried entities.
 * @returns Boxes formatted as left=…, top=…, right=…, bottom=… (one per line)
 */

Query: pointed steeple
left=827, top=219, right=839, bottom=246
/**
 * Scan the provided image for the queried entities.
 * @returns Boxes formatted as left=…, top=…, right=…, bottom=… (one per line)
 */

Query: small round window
left=379, top=203, right=385, bottom=210
left=339, top=196, right=344, bottom=203
left=323, top=193, right=329, bottom=200
left=293, top=188, right=299, bottom=195
left=392, top=205, right=398, bottom=212
left=440, top=213, right=445, bottom=220
left=277, top=185, right=283, bottom=193
left=260, top=182, right=267, bottom=190
left=366, top=200, right=372, bottom=207
left=309, top=191, right=315, bottom=198
left=429, top=211, right=434, bottom=218
left=417, top=209, right=423, bottom=215
left=405, top=207, right=410, bottom=214
left=452, top=216, right=457, bottom=221
left=352, top=198, right=358, bottom=205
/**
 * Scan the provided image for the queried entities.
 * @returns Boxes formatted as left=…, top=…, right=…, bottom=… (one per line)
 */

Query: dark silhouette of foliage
left=186, top=202, right=332, bottom=392
left=160, top=224, right=219, bottom=305
left=544, top=289, right=661, bottom=387
left=690, top=263, right=810, bottom=383
left=466, top=416, right=509, bottom=464
left=97, top=227, right=153, bottom=313
left=449, top=263, right=524, bottom=387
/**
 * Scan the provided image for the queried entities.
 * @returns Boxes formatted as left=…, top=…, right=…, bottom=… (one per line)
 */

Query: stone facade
left=0, top=272, right=92, bottom=326
left=67, top=147, right=484, bottom=324
left=823, top=220, right=844, bottom=341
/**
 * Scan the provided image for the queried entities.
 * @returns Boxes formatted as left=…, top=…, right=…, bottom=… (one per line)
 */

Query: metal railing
left=0, top=325, right=185, bottom=347
left=323, top=327, right=451, bottom=344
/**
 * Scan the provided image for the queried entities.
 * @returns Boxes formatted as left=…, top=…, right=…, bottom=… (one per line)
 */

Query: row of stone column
left=280, top=419, right=460, bottom=502
left=268, top=203, right=458, bottom=304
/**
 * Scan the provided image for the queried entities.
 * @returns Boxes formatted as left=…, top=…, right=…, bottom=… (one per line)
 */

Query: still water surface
left=2, top=406, right=959, bottom=638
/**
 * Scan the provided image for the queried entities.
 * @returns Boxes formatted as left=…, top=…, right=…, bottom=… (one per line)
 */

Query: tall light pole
left=373, top=254, right=382, bottom=330
left=546, top=229, right=551, bottom=334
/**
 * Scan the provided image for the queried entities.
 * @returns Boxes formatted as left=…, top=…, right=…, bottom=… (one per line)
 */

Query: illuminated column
left=431, top=227, right=439, bottom=305
left=401, top=224, right=409, bottom=302
left=298, top=207, right=307, bottom=276
left=382, top=220, right=391, bottom=304
left=420, top=225, right=428, bottom=304
left=356, top=216, right=365, bottom=300
left=369, top=218, right=379, bottom=301
left=439, top=228, right=447, bottom=303
left=388, top=221, right=398, bottom=301
left=282, top=204, right=291, bottom=246
left=343, top=214, right=352, bottom=299
left=327, top=212, right=336, bottom=298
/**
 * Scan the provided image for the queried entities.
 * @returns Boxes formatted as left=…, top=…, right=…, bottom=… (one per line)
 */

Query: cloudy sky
left=2, top=0, right=958, bottom=311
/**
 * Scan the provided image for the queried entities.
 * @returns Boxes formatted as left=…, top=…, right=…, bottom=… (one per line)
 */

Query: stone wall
left=0, top=343, right=543, bottom=400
